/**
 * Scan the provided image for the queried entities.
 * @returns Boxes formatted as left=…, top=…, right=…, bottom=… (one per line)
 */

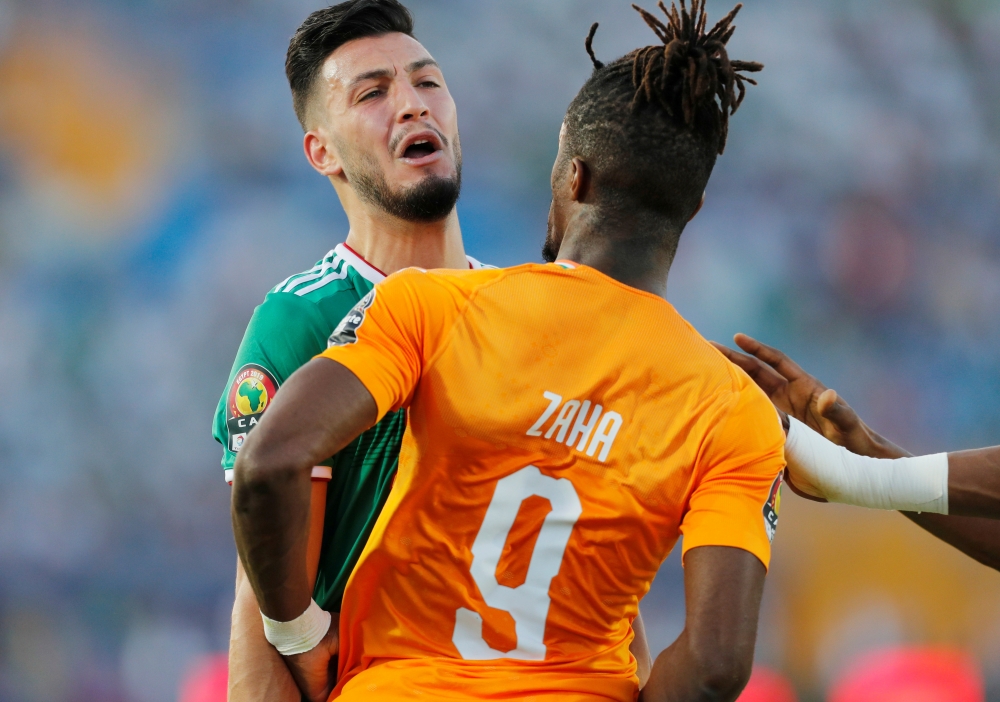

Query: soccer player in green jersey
left=215, top=2, right=653, bottom=699
left=214, top=2, right=486, bottom=698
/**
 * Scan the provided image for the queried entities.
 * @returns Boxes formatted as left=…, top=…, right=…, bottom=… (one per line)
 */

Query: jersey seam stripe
left=282, top=254, right=344, bottom=293
left=294, top=266, right=350, bottom=296
left=283, top=255, right=343, bottom=294
left=271, top=250, right=334, bottom=293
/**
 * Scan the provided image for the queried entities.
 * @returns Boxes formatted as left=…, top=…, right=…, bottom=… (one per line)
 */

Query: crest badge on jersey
left=226, top=364, right=279, bottom=452
left=328, top=289, right=376, bottom=347
left=762, top=472, right=783, bottom=543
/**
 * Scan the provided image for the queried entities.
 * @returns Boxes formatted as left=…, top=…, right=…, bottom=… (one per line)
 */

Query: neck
left=340, top=198, right=467, bottom=275
left=556, top=210, right=678, bottom=298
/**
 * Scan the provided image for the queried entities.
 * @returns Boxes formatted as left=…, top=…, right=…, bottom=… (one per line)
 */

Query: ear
left=569, top=158, right=591, bottom=203
left=689, top=191, right=706, bottom=222
left=303, top=130, right=344, bottom=178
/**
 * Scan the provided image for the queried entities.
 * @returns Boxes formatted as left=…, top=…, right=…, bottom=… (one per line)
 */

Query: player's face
left=309, top=33, right=461, bottom=221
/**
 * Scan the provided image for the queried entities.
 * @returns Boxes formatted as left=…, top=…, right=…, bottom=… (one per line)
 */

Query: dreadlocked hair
left=629, top=0, right=761, bottom=153
left=561, top=0, right=762, bottom=232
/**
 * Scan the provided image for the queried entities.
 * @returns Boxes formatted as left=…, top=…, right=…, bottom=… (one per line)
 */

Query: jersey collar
left=553, top=259, right=578, bottom=270
left=336, top=243, right=386, bottom=284
left=336, top=241, right=484, bottom=283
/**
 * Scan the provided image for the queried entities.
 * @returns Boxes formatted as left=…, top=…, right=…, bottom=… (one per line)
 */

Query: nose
left=395, top=81, right=430, bottom=124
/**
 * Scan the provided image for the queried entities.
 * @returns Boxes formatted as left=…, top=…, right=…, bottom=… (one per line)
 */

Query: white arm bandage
left=784, top=417, right=949, bottom=514
left=261, top=599, right=331, bottom=656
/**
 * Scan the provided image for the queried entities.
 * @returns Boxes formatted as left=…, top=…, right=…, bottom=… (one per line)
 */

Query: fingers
left=733, top=333, right=806, bottom=381
left=816, top=388, right=861, bottom=432
left=710, top=341, right=790, bottom=404
left=709, top=341, right=745, bottom=364
left=709, top=341, right=767, bottom=377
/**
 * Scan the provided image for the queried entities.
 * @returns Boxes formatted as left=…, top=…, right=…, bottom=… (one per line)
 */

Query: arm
left=229, top=560, right=302, bottom=702
left=228, top=480, right=328, bottom=702
left=232, top=359, right=376, bottom=702
left=631, top=610, right=653, bottom=689
left=640, top=547, right=765, bottom=702
left=714, top=334, right=1000, bottom=567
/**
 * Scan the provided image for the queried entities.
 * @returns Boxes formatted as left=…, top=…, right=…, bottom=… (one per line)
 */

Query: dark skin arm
left=640, top=546, right=766, bottom=702
left=712, top=334, right=1000, bottom=570
left=231, top=357, right=377, bottom=702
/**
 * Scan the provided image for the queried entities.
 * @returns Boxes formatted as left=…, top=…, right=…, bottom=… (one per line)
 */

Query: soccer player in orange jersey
left=232, top=3, right=782, bottom=702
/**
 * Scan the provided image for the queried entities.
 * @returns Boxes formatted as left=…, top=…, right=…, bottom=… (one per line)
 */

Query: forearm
left=641, top=548, right=762, bottom=702
left=229, top=561, right=302, bottom=702
left=232, top=359, right=375, bottom=621
left=837, top=424, right=1000, bottom=518
left=232, top=454, right=314, bottom=621
left=831, top=424, right=1000, bottom=565
left=641, top=630, right=751, bottom=702
left=903, top=513, right=1000, bottom=571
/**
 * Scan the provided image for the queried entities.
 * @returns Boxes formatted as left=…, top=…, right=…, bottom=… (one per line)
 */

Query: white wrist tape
left=261, top=599, right=331, bottom=656
left=784, top=417, right=949, bottom=514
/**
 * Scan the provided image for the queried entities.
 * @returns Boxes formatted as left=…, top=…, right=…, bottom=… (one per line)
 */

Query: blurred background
left=0, top=0, right=999, bottom=700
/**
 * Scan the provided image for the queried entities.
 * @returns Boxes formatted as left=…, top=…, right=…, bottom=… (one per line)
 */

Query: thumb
left=816, top=389, right=859, bottom=433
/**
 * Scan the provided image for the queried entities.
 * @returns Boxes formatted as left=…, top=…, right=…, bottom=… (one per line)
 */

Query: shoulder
left=257, top=246, right=383, bottom=326
left=382, top=264, right=513, bottom=302
left=269, top=248, right=364, bottom=302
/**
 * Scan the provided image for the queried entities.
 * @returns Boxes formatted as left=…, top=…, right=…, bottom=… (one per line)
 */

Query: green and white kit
left=213, top=242, right=490, bottom=610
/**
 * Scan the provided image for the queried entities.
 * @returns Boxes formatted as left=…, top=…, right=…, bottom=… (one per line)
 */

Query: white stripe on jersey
left=294, top=266, right=350, bottom=296
left=283, top=254, right=343, bottom=294
left=271, top=251, right=333, bottom=293
left=272, top=242, right=496, bottom=298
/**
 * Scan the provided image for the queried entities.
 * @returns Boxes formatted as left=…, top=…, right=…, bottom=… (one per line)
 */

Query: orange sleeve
left=319, top=269, right=460, bottom=422
left=679, top=372, right=786, bottom=571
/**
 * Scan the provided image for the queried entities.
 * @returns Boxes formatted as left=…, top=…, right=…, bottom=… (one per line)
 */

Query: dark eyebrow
left=406, top=58, right=439, bottom=73
left=347, top=60, right=439, bottom=91
left=348, top=68, right=394, bottom=90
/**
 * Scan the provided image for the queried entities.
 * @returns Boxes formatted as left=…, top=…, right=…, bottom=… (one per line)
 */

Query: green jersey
left=214, top=243, right=490, bottom=610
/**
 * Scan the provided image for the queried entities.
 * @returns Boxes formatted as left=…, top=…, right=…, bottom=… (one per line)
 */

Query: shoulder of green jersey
left=269, top=248, right=353, bottom=297
left=270, top=243, right=494, bottom=301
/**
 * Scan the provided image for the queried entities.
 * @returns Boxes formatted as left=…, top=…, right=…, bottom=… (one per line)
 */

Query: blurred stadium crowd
left=0, top=0, right=999, bottom=700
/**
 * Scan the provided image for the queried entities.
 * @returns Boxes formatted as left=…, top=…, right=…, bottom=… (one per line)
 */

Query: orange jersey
left=320, top=262, right=785, bottom=702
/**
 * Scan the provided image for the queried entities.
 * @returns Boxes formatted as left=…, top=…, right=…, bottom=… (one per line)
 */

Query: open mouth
left=402, top=139, right=439, bottom=159
left=396, top=131, right=445, bottom=163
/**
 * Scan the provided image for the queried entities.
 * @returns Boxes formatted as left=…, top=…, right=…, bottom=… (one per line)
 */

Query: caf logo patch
left=762, top=472, right=783, bottom=543
left=226, top=364, right=279, bottom=452
left=328, top=289, right=376, bottom=348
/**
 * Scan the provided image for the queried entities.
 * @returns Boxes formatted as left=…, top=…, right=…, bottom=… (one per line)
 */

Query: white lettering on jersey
left=526, top=391, right=562, bottom=437
left=544, top=400, right=579, bottom=443
left=527, top=392, right=623, bottom=462
left=587, top=412, right=624, bottom=462
left=566, top=401, right=602, bottom=450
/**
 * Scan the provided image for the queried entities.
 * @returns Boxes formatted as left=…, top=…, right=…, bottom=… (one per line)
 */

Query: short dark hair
left=563, top=1, right=761, bottom=235
left=286, top=0, right=415, bottom=129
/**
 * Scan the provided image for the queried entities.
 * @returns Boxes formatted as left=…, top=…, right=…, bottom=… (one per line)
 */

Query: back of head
left=286, top=0, right=414, bottom=129
left=563, top=1, right=762, bottom=234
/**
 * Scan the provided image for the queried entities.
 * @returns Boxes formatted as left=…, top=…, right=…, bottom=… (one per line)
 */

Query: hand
left=710, top=334, right=903, bottom=459
left=283, top=613, right=340, bottom=702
